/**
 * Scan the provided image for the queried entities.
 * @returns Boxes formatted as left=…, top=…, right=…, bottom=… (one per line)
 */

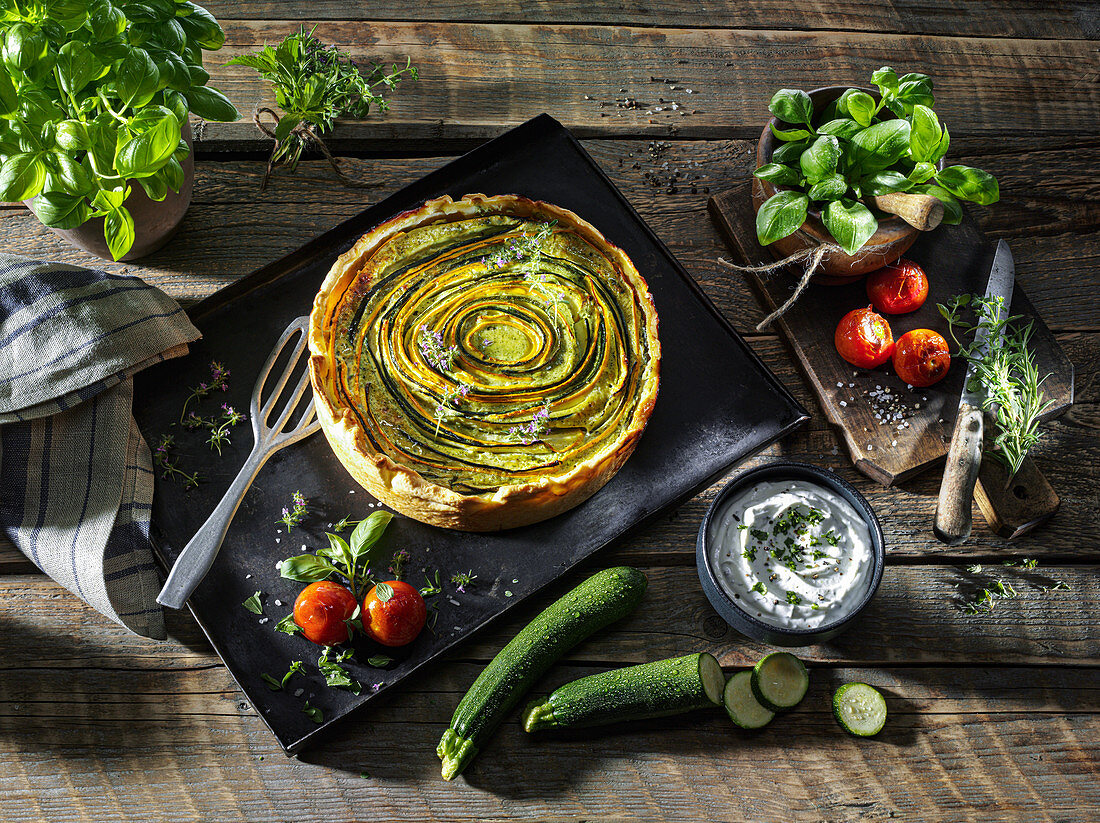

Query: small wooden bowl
left=752, top=86, right=919, bottom=285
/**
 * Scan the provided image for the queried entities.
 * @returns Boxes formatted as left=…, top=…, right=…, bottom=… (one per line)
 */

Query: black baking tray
left=133, top=114, right=808, bottom=753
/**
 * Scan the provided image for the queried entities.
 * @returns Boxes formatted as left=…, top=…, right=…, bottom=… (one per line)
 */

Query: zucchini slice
left=521, top=652, right=724, bottom=732
left=750, top=652, right=809, bottom=712
left=723, top=671, right=775, bottom=729
left=833, top=682, right=887, bottom=737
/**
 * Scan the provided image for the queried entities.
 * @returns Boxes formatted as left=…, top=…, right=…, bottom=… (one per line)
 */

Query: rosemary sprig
left=939, top=294, right=1056, bottom=480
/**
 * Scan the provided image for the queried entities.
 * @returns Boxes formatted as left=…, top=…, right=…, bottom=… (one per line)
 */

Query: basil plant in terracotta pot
left=752, top=67, right=1000, bottom=279
left=0, top=0, right=239, bottom=261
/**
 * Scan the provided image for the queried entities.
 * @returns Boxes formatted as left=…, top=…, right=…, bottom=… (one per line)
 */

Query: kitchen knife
left=934, top=240, right=1015, bottom=545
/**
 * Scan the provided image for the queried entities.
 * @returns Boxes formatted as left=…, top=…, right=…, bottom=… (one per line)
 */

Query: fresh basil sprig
left=0, top=0, right=239, bottom=260
left=754, top=66, right=999, bottom=253
left=279, top=510, right=394, bottom=599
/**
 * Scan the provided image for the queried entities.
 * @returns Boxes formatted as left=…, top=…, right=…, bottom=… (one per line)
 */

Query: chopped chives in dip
left=707, top=479, right=874, bottom=629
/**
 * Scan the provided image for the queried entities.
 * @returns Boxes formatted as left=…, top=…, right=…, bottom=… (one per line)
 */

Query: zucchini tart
left=308, top=194, right=660, bottom=531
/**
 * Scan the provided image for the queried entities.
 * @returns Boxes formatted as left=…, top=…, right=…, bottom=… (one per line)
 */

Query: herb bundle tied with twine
left=227, top=27, right=417, bottom=189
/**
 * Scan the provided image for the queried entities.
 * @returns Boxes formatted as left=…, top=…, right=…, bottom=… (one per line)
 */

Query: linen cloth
left=0, top=253, right=199, bottom=639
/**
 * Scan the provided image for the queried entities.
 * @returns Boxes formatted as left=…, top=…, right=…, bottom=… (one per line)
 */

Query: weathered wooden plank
left=180, top=22, right=1100, bottom=147
left=1, top=141, right=1097, bottom=330
left=0, top=327, right=1094, bottom=574
left=0, top=654, right=1096, bottom=822
left=2, top=562, right=1096, bottom=667
left=198, top=0, right=1100, bottom=40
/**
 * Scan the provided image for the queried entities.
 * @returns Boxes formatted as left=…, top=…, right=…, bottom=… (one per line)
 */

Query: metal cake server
left=157, top=316, right=321, bottom=609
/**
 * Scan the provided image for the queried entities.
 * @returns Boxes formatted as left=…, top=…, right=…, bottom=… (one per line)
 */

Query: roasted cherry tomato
left=892, top=329, right=951, bottom=387
left=834, top=306, right=895, bottom=369
left=865, top=259, right=929, bottom=315
left=293, top=581, right=358, bottom=646
left=362, top=580, right=427, bottom=647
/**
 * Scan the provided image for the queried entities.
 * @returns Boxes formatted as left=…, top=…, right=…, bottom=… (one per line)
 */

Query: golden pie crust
left=308, top=193, right=660, bottom=531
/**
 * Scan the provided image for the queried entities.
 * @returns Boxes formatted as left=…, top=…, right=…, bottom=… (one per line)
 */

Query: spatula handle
left=934, top=404, right=984, bottom=545
left=157, top=448, right=267, bottom=609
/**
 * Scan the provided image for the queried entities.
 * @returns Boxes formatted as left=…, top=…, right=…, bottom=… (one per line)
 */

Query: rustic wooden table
left=2, top=3, right=1098, bottom=821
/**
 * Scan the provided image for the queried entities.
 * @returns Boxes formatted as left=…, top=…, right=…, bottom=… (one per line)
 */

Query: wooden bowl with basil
left=751, top=70, right=999, bottom=284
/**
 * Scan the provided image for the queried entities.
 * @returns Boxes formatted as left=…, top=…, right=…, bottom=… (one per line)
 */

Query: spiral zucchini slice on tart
left=310, top=194, right=660, bottom=531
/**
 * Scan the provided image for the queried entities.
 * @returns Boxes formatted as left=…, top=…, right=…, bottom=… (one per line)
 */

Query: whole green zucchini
left=521, top=652, right=724, bottom=732
left=437, top=566, right=648, bottom=779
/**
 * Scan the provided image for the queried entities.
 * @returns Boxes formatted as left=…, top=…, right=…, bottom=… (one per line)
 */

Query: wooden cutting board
left=709, top=182, right=1074, bottom=486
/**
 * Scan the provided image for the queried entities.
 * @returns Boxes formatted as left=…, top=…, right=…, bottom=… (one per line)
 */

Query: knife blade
left=933, top=239, right=1015, bottom=545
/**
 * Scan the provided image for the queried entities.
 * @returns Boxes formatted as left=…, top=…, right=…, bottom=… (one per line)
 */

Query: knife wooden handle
left=975, top=453, right=1060, bottom=540
left=935, top=404, right=984, bottom=545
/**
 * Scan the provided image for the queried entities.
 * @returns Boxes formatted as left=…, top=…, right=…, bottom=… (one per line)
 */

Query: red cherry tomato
left=865, top=259, right=929, bottom=315
left=892, top=329, right=951, bottom=387
left=362, top=580, right=427, bottom=647
left=293, top=581, right=359, bottom=646
left=834, top=306, right=895, bottom=369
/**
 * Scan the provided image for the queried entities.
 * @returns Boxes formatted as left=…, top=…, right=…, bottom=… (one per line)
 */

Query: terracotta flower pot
left=29, top=120, right=195, bottom=262
left=752, top=86, right=924, bottom=285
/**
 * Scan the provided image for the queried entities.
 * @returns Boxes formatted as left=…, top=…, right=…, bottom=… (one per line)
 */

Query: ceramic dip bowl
left=696, top=461, right=885, bottom=647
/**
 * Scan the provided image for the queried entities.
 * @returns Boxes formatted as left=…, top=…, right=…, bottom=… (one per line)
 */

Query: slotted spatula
left=157, top=316, right=321, bottom=609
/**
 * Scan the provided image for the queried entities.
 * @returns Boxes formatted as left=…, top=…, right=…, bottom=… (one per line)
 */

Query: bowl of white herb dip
left=696, top=461, right=884, bottom=646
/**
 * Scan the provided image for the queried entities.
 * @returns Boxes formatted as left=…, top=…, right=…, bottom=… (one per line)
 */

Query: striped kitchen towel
left=0, top=253, right=199, bottom=639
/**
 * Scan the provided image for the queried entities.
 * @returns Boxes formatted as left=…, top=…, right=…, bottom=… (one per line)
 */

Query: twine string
left=252, top=108, right=371, bottom=190
left=717, top=245, right=835, bottom=330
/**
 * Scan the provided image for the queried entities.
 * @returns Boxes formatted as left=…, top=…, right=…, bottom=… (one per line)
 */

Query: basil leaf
left=753, top=162, right=801, bottom=187
left=116, top=49, right=161, bottom=110
left=0, top=153, right=47, bottom=201
left=3, top=24, right=48, bottom=72
left=104, top=203, right=135, bottom=261
left=823, top=199, right=878, bottom=254
left=769, top=122, right=813, bottom=143
left=862, top=170, right=914, bottom=196
left=375, top=581, right=394, bottom=603
left=349, top=510, right=394, bottom=559
left=935, top=165, right=999, bottom=205
left=28, top=191, right=90, bottom=229
left=56, top=41, right=103, bottom=96
left=242, top=591, right=263, bottom=614
left=871, top=66, right=899, bottom=95
left=816, top=118, right=861, bottom=140
left=56, top=120, right=90, bottom=151
left=0, top=69, right=17, bottom=117
left=845, top=91, right=877, bottom=128
left=184, top=85, right=240, bottom=121
left=46, top=153, right=92, bottom=196
left=770, top=140, right=807, bottom=165
left=755, top=190, right=809, bottom=247
left=848, top=119, right=911, bottom=176
left=768, top=88, right=813, bottom=126
left=177, top=2, right=227, bottom=50
left=89, top=4, right=127, bottom=40
left=92, top=187, right=126, bottom=212
left=162, top=155, right=185, bottom=192
left=138, top=170, right=169, bottom=201
left=279, top=554, right=340, bottom=583
left=116, top=111, right=180, bottom=178
left=807, top=174, right=847, bottom=202
left=302, top=702, right=324, bottom=724
left=799, top=135, right=840, bottom=185
left=908, top=161, right=937, bottom=184
left=260, top=672, right=283, bottom=690
left=908, top=104, right=941, bottom=163
left=932, top=122, right=950, bottom=162
left=367, top=655, right=394, bottom=668
left=275, top=613, right=303, bottom=634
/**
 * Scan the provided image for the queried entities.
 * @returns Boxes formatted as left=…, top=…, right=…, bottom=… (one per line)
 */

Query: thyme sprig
left=152, top=435, right=200, bottom=490
left=939, top=294, right=1056, bottom=480
left=278, top=491, right=309, bottom=532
